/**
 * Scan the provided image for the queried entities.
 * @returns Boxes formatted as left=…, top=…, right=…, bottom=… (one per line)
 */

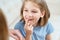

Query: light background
left=0, top=0, right=60, bottom=40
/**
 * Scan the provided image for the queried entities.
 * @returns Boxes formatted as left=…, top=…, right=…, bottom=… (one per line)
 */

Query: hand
left=9, top=29, right=23, bottom=40
left=24, top=19, right=34, bottom=35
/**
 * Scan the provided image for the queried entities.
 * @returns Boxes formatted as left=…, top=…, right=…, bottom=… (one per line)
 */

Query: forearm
left=25, top=34, right=32, bottom=40
left=24, top=21, right=33, bottom=40
left=46, top=38, right=51, bottom=40
left=46, top=35, right=51, bottom=40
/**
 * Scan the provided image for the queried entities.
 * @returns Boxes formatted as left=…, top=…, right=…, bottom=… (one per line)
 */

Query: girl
left=0, top=9, right=8, bottom=40
left=10, top=0, right=54, bottom=40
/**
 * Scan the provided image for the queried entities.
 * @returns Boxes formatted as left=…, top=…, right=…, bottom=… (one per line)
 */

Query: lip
left=25, top=18, right=34, bottom=21
left=28, top=19, right=33, bottom=21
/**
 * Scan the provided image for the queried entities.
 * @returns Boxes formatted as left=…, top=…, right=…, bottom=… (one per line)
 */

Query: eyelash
left=24, top=10, right=37, bottom=13
left=32, top=11, right=37, bottom=13
left=24, top=10, right=28, bottom=12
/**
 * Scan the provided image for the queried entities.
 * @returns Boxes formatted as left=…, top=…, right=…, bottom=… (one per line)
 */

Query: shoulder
left=46, top=21, right=54, bottom=35
left=14, top=20, right=25, bottom=29
left=16, top=20, right=24, bottom=25
left=46, top=21, right=53, bottom=29
left=14, top=20, right=26, bottom=37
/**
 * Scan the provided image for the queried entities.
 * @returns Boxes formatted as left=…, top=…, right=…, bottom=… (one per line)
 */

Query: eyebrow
left=23, top=7, right=27, bottom=9
left=24, top=7, right=38, bottom=11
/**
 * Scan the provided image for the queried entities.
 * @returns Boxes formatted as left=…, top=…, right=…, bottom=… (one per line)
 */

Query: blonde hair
left=0, top=9, right=8, bottom=40
left=20, top=0, right=50, bottom=26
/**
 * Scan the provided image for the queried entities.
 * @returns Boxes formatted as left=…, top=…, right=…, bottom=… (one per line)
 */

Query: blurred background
left=0, top=0, right=60, bottom=40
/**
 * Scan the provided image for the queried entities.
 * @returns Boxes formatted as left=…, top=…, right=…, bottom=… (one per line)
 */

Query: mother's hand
left=9, top=29, right=24, bottom=40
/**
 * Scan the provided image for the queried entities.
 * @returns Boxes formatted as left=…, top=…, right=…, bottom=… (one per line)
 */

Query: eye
left=31, top=11, right=37, bottom=13
left=24, top=10, right=28, bottom=12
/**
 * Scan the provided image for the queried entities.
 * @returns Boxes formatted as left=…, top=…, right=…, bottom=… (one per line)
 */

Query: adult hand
left=9, top=29, right=23, bottom=40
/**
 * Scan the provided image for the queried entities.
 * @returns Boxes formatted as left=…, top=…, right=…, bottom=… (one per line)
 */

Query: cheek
left=23, top=11, right=27, bottom=17
left=34, top=14, right=41, bottom=22
left=23, top=13, right=25, bottom=18
left=23, top=12, right=28, bottom=21
left=23, top=12, right=26, bottom=19
left=36, top=13, right=41, bottom=17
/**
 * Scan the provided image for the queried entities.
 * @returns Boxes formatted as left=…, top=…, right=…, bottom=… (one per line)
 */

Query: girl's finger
left=30, top=25, right=33, bottom=30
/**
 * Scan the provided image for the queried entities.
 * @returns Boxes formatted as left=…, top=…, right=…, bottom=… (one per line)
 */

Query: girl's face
left=23, top=1, right=44, bottom=26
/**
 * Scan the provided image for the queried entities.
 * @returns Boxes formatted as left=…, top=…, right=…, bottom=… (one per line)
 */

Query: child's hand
left=24, top=19, right=34, bottom=36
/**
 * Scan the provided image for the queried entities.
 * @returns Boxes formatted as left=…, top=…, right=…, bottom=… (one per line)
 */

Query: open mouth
left=28, top=19, right=33, bottom=21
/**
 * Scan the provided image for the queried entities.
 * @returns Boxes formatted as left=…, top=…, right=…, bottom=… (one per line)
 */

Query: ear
left=41, top=10, right=45, bottom=18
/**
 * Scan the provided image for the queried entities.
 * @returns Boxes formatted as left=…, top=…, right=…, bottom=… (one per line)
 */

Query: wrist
left=26, top=31, right=33, bottom=36
left=25, top=33, right=32, bottom=40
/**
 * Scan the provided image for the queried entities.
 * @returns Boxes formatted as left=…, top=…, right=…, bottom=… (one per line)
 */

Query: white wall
left=0, top=0, right=22, bottom=29
left=0, top=0, right=60, bottom=40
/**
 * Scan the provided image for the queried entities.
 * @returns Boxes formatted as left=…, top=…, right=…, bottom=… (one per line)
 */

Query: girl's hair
left=0, top=9, right=8, bottom=40
left=20, top=0, right=50, bottom=26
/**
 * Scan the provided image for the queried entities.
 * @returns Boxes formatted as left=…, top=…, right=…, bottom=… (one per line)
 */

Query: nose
left=28, top=12, right=33, bottom=17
